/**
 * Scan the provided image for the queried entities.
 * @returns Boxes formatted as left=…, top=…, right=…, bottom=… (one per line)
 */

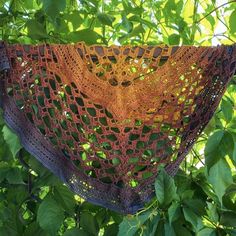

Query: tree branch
left=195, top=0, right=236, bottom=24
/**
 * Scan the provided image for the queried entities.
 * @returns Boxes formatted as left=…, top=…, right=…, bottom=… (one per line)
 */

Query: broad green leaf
left=155, top=169, right=177, bottom=207
left=2, top=125, right=21, bottom=158
left=128, top=15, right=156, bottom=29
left=0, top=204, right=11, bottom=222
left=206, top=158, right=233, bottom=204
left=164, top=222, right=176, bottom=235
left=23, top=222, right=47, bottom=236
left=222, top=183, right=236, bottom=211
left=206, top=202, right=219, bottom=223
left=53, top=185, right=76, bottom=214
left=7, top=185, right=28, bottom=204
left=121, top=15, right=133, bottom=33
left=64, top=11, right=83, bottom=30
left=168, top=34, right=180, bottom=45
left=122, top=0, right=143, bottom=15
left=197, top=227, right=216, bottom=236
left=37, top=196, right=64, bottom=235
left=95, top=208, right=110, bottom=228
left=97, top=13, right=115, bottom=27
left=183, top=199, right=206, bottom=216
left=205, top=130, right=224, bottom=155
left=231, top=133, right=236, bottom=164
left=205, top=130, right=234, bottom=170
left=205, top=15, right=215, bottom=31
left=168, top=202, right=181, bottom=224
left=6, top=167, right=24, bottom=184
left=110, top=211, right=123, bottom=224
left=104, top=223, right=119, bottom=236
left=220, top=211, right=236, bottom=227
left=183, top=207, right=203, bottom=232
left=142, top=215, right=160, bottom=236
left=25, top=19, right=48, bottom=40
left=221, top=98, right=233, bottom=123
left=131, top=24, right=145, bottom=36
left=80, top=212, right=99, bottom=235
left=229, top=9, right=236, bottom=34
left=0, top=226, right=18, bottom=236
left=68, top=29, right=101, bottom=44
left=155, top=219, right=165, bottom=236
left=0, top=162, right=9, bottom=182
left=228, top=117, right=236, bottom=133
left=42, top=0, right=66, bottom=20
left=63, top=228, right=89, bottom=236
left=118, top=210, right=152, bottom=236
left=173, top=220, right=192, bottom=236
left=22, top=0, right=35, bottom=9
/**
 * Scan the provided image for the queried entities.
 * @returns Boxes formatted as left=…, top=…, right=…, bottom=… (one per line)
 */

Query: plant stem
left=195, top=0, right=236, bottom=24
left=190, top=0, right=199, bottom=43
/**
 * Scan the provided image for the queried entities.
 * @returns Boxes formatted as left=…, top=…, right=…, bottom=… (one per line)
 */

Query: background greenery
left=0, top=0, right=236, bottom=235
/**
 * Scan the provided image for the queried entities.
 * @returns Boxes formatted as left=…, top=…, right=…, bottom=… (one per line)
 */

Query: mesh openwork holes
left=0, top=42, right=236, bottom=214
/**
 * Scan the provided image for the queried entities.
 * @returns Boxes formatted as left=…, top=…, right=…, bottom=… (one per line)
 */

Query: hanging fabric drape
left=0, top=41, right=236, bottom=214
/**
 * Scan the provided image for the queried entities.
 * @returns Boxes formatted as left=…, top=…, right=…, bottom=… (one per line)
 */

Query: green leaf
left=231, top=133, right=236, bottom=165
left=0, top=162, right=10, bottom=182
left=118, top=211, right=151, bottom=236
left=221, top=98, right=233, bottom=123
left=6, top=167, right=24, bottom=184
left=155, top=219, right=165, bottom=236
left=206, top=158, right=233, bottom=204
left=164, top=222, right=176, bottom=236
left=42, top=0, right=66, bottom=21
left=63, top=228, right=90, bottom=236
left=168, top=202, right=181, bottom=224
left=121, top=15, right=133, bottom=33
left=183, top=207, right=203, bottom=232
left=64, top=11, right=83, bottom=30
left=183, top=199, right=206, bottom=216
left=206, top=202, right=219, bottom=223
left=23, top=222, right=47, bottom=236
left=143, top=215, right=160, bottom=236
left=128, top=15, right=156, bottom=29
left=68, top=29, right=101, bottom=45
left=122, top=0, right=143, bottom=15
left=197, top=227, right=216, bottom=236
left=96, top=209, right=111, bottom=228
left=205, top=130, right=233, bottom=170
left=206, top=15, right=215, bottom=31
left=104, top=223, right=119, bottom=236
left=25, top=19, right=48, bottom=40
left=53, top=185, right=76, bottom=215
left=80, top=212, right=99, bottom=235
left=2, top=125, right=21, bottom=158
left=222, top=183, right=236, bottom=211
left=130, top=24, right=145, bottom=37
left=173, top=219, right=192, bottom=236
left=168, top=34, right=180, bottom=45
left=229, top=9, right=236, bottom=34
left=220, top=211, right=236, bottom=227
left=155, top=169, right=177, bottom=207
left=97, top=13, right=115, bottom=27
left=22, top=0, right=35, bottom=9
left=37, top=196, right=64, bottom=235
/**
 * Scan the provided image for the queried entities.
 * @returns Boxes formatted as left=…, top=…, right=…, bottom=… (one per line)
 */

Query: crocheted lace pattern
left=0, top=41, right=236, bottom=214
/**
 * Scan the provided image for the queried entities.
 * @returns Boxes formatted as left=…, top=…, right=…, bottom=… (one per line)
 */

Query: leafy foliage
left=0, top=0, right=236, bottom=235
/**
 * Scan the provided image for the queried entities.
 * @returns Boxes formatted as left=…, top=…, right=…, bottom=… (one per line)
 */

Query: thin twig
left=192, top=148, right=204, bottom=166
left=195, top=0, right=236, bottom=24
left=213, top=33, right=236, bottom=43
